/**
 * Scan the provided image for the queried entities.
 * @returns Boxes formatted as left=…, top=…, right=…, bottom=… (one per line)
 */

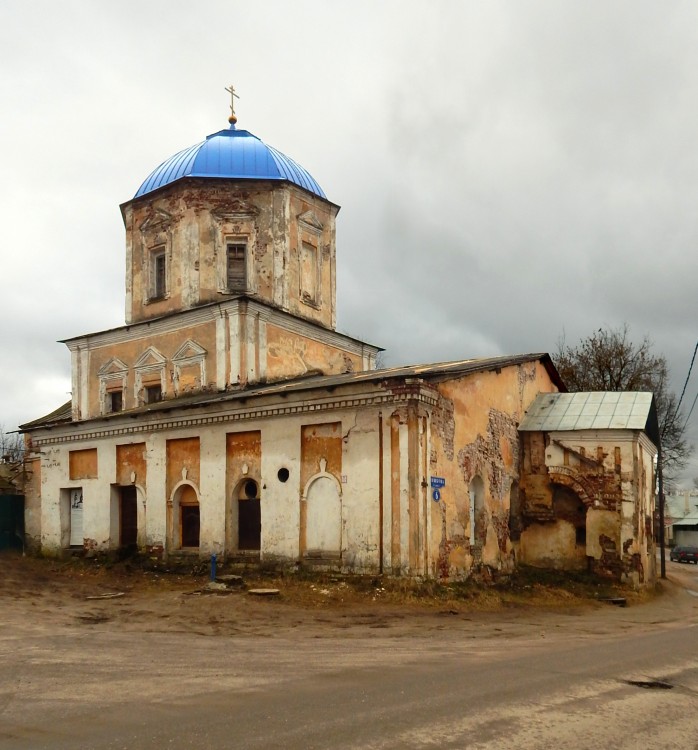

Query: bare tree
left=0, top=425, right=25, bottom=463
left=554, top=324, right=691, bottom=480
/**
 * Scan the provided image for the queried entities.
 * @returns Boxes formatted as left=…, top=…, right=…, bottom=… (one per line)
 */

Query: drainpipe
left=378, top=412, right=384, bottom=574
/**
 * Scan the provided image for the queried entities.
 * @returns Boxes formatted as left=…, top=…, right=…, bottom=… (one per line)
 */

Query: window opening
left=277, top=467, right=290, bottom=483
left=238, top=479, right=260, bottom=551
left=145, top=384, right=162, bottom=404
left=152, top=249, right=166, bottom=299
left=227, top=243, right=247, bottom=293
left=108, top=390, right=123, bottom=413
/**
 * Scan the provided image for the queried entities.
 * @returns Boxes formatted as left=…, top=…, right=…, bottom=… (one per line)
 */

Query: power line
left=664, top=339, right=698, bottom=437
left=676, top=340, right=698, bottom=414
left=683, top=389, right=698, bottom=431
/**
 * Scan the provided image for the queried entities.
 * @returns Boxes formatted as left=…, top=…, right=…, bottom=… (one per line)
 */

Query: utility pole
left=658, top=445, right=666, bottom=579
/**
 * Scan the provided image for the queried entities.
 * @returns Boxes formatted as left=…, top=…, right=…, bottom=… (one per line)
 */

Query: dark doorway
left=238, top=480, right=261, bottom=551
left=120, top=486, right=138, bottom=548
left=181, top=504, right=200, bottom=548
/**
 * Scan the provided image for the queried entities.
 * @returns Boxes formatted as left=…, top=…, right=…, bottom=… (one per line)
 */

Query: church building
left=20, top=93, right=658, bottom=584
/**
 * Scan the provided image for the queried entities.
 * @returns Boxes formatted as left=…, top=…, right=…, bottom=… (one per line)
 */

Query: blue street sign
left=432, top=489, right=441, bottom=502
left=430, top=476, right=446, bottom=488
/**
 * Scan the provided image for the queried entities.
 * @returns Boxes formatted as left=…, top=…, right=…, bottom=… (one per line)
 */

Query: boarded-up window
left=300, top=241, right=318, bottom=304
left=69, top=449, right=98, bottom=480
left=227, top=243, right=246, bottom=292
left=116, top=443, right=147, bottom=487
left=166, top=438, right=200, bottom=497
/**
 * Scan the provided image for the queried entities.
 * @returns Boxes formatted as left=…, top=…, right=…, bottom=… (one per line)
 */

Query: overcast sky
left=2, top=1, right=698, bottom=483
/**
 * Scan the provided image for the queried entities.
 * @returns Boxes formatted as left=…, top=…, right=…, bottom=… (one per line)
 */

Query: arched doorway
left=553, top=484, right=587, bottom=550
left=237, top=479, right=261, bottom=551
left=176, top=484, right=200, bottom=549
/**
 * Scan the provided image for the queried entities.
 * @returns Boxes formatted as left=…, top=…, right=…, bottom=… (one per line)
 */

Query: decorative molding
left=31, top=388, right=437, bottom=447
left=212, top=200, right=259, bottom=220
left=134, top=346, right=167, bottom=369
left=297, top=210, right=323, bottom=232
left=63, top=298, right=379, bottom=357
left=172, top=339, right=207, bottom=395
left=98, top=357, right=128, bottom=376
left=138, top=208, right=173, bottom=234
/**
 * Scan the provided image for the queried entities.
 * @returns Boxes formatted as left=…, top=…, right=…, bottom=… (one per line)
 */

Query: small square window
left=108, top=390, right=123, bottom=413
left=145, top=384, right=162, bottom=404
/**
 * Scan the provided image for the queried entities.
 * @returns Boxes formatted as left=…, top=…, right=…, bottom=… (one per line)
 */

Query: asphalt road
left=3, top=559, right=698, bottom=749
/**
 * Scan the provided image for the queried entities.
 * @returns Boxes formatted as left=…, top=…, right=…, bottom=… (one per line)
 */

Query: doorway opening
left=119, top=486, right=138, bottom=548
left=178, top=484, right=200, bottom=549
left=238, top=479, right=260, bottom=551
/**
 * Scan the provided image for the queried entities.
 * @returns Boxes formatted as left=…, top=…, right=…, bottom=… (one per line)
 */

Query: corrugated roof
left=671, top=512, right=698, bottom=527
left=519, top=391, right=659, bottom=446
left=19, top=400, right=72, bottom=431
left=133, top=126, right=326, bottom=200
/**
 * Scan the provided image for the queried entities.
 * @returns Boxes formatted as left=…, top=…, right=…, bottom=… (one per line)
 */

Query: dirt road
left=2, top=553, right=698, bottom=748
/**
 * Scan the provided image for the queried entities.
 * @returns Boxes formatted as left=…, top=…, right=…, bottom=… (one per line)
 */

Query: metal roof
left=134, top=125, right=326, bottom=200
left=22, top=353, right=560, bottom=431
left=519, top=391, right=659, bottom=446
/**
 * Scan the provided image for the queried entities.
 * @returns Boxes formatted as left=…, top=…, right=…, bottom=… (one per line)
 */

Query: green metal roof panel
left=519, top=392, right=658, bottom=445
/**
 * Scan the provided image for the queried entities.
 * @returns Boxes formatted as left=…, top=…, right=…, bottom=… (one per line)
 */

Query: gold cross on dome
left=225, top=84, right=239, bottom=124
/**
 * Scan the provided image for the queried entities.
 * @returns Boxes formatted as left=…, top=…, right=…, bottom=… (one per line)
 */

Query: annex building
left=21, top=96, right=659, bottom=585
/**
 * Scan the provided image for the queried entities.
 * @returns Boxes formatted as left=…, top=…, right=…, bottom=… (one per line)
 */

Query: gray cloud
left=2, top=0, right=697, bottom=480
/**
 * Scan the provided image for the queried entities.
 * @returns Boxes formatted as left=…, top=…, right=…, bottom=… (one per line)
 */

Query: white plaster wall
left=398, top=421, right=410, bottom=574
left=32, top=398, right=404, bottom=574
left=261, top=418, right=301, bottom=560
left=39, top=445, right=69, bottom=553
left=81, top=476, right=110, bottom=551
left=199, top=428, right=226, bottom=556
left=145, top=433, right=167, bottom=550
left=341, top=410, right=381, bottom=571
left=380, top=415, right=392, bottom=572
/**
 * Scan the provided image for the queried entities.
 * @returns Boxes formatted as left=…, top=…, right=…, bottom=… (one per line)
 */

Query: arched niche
left=301, top=459, right=342, bottom=559
left=469, top=475, right=485, bottom=546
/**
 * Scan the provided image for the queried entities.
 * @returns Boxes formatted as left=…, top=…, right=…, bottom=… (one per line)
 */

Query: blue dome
left=134, top=125, right=326, bottom=200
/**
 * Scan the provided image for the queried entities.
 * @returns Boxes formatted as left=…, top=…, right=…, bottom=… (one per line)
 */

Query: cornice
left=63, top=297, right=380, bottom=355
left=30, top=382, right=437, bottom=447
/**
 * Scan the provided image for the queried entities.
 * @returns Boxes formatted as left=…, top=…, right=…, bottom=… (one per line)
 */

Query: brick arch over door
left=547, top=467, right=595, bottom=507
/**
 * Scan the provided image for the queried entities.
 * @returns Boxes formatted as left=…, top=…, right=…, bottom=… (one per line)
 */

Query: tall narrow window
left=226, top=243, right=247, bottom=293
left=300, top=241, right=318, bottom=305
left=152, top=249, right=166, bottom=299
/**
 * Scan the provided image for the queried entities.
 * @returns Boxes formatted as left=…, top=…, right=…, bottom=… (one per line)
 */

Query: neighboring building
left=664, top=490, right=698, bottom=546
left=518, top=392, right=658, bottom=586
left=20, top=99, right=658, bottom=584
left=0, top=458, right=24, bottom=552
